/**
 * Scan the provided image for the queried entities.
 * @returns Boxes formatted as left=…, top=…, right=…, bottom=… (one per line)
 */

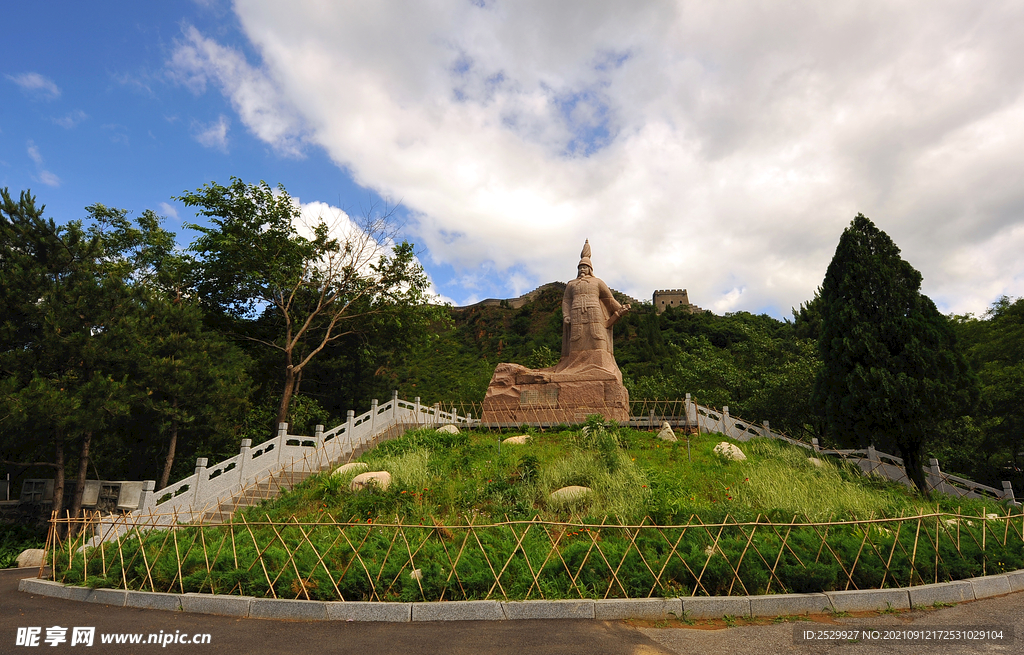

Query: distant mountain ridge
left=455, top=281, right=642, bottom=310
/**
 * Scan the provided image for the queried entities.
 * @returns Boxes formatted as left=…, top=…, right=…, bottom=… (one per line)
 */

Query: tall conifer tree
left=814, top=214, right=977, bottom=493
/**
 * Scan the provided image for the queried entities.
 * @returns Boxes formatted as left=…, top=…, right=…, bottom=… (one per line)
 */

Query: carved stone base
left=480, top=362, right=629, bottom=425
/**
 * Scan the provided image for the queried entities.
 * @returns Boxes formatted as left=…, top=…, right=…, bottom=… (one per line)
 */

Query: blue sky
left=4, top=2, right=1024, bottom=317
left=1, top=3, right=382, bottom=254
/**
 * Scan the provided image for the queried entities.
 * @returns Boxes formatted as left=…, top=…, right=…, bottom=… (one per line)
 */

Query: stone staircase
left=200, top=469, right=319, bottom=523
left=198, top=421, right=413, bottom=523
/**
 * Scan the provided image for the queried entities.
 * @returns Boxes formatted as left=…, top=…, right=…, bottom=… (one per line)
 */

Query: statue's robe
left=480, top=274, right=629, bottom=424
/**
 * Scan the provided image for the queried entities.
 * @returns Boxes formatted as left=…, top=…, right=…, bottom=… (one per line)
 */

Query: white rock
left=350, top=471, right=392, bottom=491
left=704, top=545, right=716, bottom=557
left=332, top=462, right=369, bottom=477
left=436, top=425, right=460, bottom=434
left=17, top=548, right=45, bottom=568
left=713, top=442, right=746, bottom=461
left=549, top=486, right=593, bottom=502
left=657, top=422, right=678, bottom=442
left=409, top=568, right=423, bottom=581
left=503, top=435, right=531, bottom=445
left=808, top=457, right=823, bottom=468
left=986, top=513, right=1000, bottom=520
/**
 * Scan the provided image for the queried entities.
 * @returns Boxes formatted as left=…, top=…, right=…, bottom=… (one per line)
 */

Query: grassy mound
left=52, top=421, right=1022, bottom=601
left=258, top=419, right=993, bottom=526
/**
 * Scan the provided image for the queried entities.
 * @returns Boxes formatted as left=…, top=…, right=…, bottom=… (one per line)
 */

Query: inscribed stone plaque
left=520, top=387, right=559, bottom=408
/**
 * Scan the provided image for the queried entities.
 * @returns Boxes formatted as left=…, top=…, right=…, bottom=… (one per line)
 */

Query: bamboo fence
left=45, top=508, right=1024, bottom=602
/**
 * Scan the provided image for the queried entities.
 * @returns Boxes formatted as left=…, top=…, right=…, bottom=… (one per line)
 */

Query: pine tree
left=814, top=214, right=977, bottom=493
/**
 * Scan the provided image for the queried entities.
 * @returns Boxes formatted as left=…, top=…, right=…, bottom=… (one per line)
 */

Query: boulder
left=657, top=422, right=677, bottom=442
left=350, top=471, right=392, bottom=492
left=808, top=457, right=823, bottom=468
left=713, top=442, right=746, bottom=461
left=332, top=462, right=369, bottom=477
left=436, top=425, right=460, bottom=434
left=503, top=435, right=531, bottom=445
left=549, top=486, right=593, bottom=503
left=17, top=548, right=45, bottom=568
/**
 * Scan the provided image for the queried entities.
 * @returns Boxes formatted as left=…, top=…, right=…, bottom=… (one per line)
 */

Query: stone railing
left=86, top=393, right=1017, bottom=547
left=630, top=393, right=1017, bottom=506
left=87, top=393, right=471, bottom=545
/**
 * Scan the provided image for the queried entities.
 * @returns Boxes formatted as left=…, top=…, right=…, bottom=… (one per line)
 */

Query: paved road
left=640, top=595, right=1023, bottom=655
left=3, top=569, right=1021, bottom=655
left=1, top=569, right=669, bottom=655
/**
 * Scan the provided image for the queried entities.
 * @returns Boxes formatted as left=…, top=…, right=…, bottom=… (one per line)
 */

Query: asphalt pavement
left=3, top=568, right=1021, bottom=655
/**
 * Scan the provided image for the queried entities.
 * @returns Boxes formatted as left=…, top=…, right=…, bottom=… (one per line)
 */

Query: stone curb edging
left=18, top=570, right=1024, bottom=622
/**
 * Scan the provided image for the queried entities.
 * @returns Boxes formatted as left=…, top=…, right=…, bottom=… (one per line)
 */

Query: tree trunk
left=276, top=361, right=297, bottom=429
left=159, top=405, right=179, bottom=490
left=900, top=441, right=929, bottom=495
left=68, top=431, right=92, bottom=536
left=52, top=430, right=65, bottom=538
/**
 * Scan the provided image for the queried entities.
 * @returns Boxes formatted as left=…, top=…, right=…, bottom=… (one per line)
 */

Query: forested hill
left=389, top=283, right=820, bottom=442
left=385, top=288, right=1022, bottom=495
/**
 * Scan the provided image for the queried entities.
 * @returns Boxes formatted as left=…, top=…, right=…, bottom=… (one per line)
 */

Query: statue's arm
left=598, top=279, right=630, bottom=328
left=562, top=285, right=572, bottom=324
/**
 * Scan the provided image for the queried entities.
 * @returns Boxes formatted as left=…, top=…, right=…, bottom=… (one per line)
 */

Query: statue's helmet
left=578, top=239, right=593, bottom=269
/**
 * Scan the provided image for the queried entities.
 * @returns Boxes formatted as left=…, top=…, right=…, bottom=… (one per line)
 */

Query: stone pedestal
left=480, top=359, right=629, bottom=425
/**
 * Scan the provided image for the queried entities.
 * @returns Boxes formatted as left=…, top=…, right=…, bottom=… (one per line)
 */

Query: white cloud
left=26, top=140, right=60, bottom=187
left=26, top=141, right=43, bottom=166
left=296, top=198, right=451, bottom=303
left=169, top=25, right=305, bottom=157
left=158, top=202, right=180, bottom=219
left=190, top=115, right=230, bottom=151
left=6, top=72, right=60, bottom=99
left=181, top=1, right=1024, bottom=315
left=53, top=110, right=87, bottom=129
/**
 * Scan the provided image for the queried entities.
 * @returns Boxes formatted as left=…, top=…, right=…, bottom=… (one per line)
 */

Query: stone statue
left=480, top=240, right=631, bottom=424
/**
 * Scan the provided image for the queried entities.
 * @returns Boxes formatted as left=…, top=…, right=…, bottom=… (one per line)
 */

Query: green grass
left=253, top=420, right=999, bottom=526
left=50, top=420, right=1024, bottom=601
left=0, top=523, right=47, bottom=569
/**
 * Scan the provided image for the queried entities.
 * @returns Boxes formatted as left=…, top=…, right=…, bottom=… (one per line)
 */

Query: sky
left=3, top=1, right=1024, bottom=318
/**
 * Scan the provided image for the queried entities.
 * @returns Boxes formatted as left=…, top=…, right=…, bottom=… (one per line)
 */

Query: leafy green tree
left=952, top=297, right=1024, bottom=486
left=122, top=293, right=251, bottom=489
left=178, top=178, right=433, bottom=428
left=0, top=189, right=132, bottom=525
left=2, top=191, right=253, bottom=524
left=814, top=214, right=977, bottom=493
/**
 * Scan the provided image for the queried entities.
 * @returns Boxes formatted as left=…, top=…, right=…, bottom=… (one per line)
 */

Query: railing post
left=722, top=406, right=730, bottom=436
left=811, top=437, right=820, bottom=452
left=433, top=402, right=439, bottom=427
left=370, top=399, right=378, bottom=434
left=649, top=410, right=655, bottom=430
left=346, top=410, right=355, bottom=451
left=414, top=397, right=421, bottom=425
left=277, top=422, right=288, bottom=464
left=685, top=393, right=692, bottom=430
left=392, top=390, right=399, bottom=420
left=138, top=480, right=156, bottom=513
left=866, top=445, right=878, bottom=475
left=314, top=425, right=325, bottom=467
left=1002, top=481, right=1015, bottom=503
left=238, top=438, right=252, bottom=485
left=762, top=420, right=771, bottom=439
left=192, top=457, right=208, bottom=509
left=928, top=458, right=942, bottom=492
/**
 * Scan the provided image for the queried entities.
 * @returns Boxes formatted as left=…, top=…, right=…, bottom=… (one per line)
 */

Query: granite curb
left=17, top=571, right=1022, bottom=622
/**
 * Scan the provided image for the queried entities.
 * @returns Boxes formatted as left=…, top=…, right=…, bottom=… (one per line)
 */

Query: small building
left=653, top=289, right=699, bottom=314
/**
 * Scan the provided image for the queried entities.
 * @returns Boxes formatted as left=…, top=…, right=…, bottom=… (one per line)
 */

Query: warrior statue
left=480, top=240, right=631, bottom=424
left=556, top=239, right=630, bottom=375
